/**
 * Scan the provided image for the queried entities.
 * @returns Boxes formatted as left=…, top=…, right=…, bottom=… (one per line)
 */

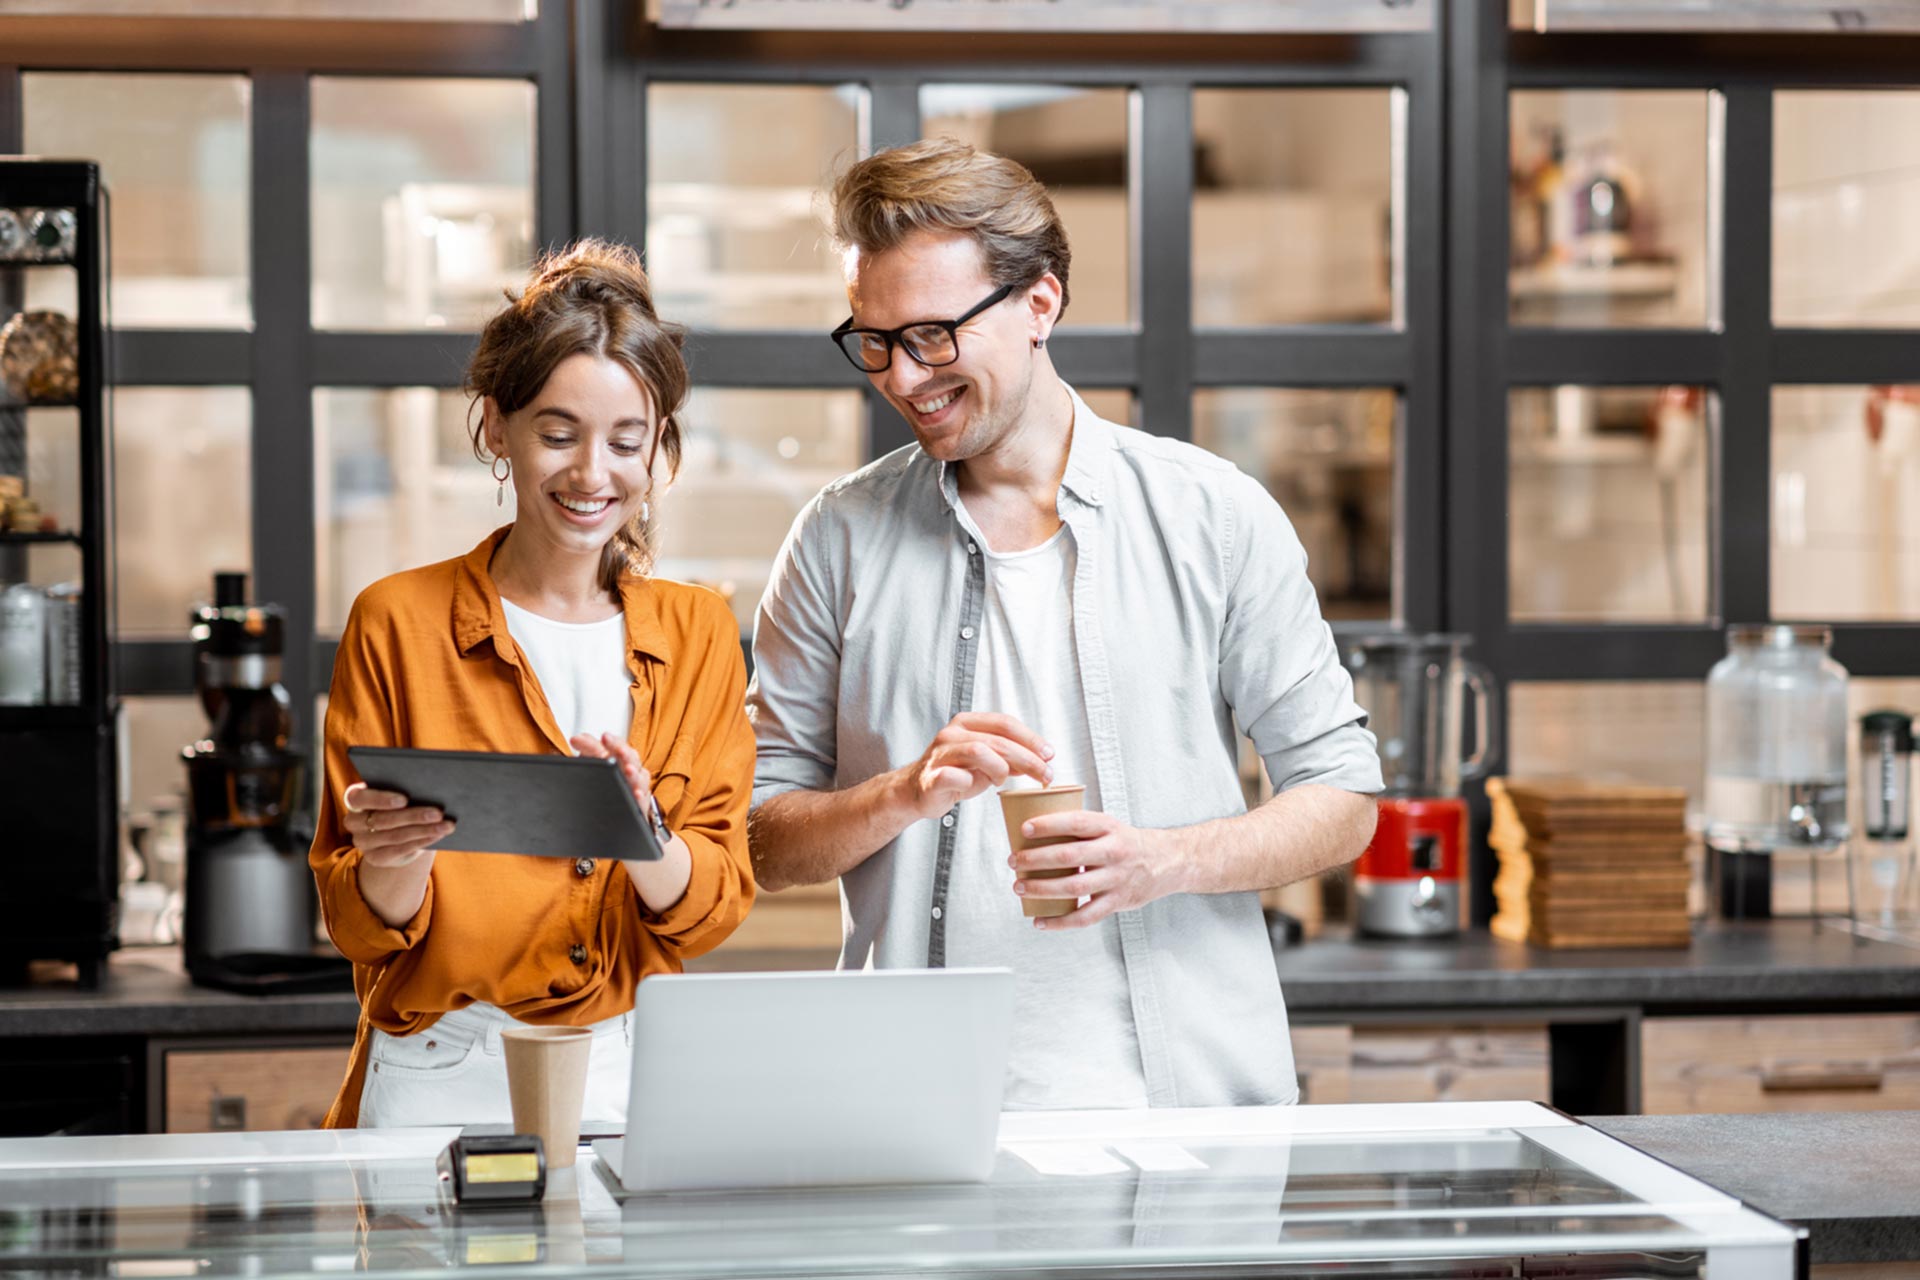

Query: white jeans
left=358, top=1002, right=633, bottom=1129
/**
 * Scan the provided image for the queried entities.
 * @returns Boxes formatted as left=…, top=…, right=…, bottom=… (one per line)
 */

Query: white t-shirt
left=499, top=598, right=633, bottom=744
left=943, top=502, right=1149, bottom=1110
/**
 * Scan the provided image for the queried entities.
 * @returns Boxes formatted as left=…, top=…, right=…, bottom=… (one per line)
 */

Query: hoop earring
left=1032, top=336, right=1046, bottom=350
left=491, top=455, right=511, bottom=507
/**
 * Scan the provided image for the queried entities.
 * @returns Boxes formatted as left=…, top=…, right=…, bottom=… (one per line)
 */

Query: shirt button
left=940, top=813, right=955, bottom=828
left=960, top=626, right=975, bottom=640
left=568, top=944, right=587, bottom=965
left=967, top=543, right=978, bottom=555
left=574, top=858, right=596, bottom=877
left=931, top=906, right=943, bottom=920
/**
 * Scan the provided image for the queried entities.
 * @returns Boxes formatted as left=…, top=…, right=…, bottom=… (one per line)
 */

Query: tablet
left=345, top=746, right=665, bottom=862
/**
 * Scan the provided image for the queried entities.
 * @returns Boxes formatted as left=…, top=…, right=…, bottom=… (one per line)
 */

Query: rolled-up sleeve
left=746, top=497, right=842, bottom=807
left=636, top=595, right=757, bottom=959
left=308, top=597, right=436, bottom=965
left=1217, top=471, right=1384, bottom=797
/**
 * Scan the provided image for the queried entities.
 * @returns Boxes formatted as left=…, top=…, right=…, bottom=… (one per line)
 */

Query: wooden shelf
left=0, top=529, right=82, bottom=545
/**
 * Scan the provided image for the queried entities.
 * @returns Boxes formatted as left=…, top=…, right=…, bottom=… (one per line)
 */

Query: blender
left=1852, top=710, right=1915, bottom=935
left=1341, top=633, right=1500, bottom=939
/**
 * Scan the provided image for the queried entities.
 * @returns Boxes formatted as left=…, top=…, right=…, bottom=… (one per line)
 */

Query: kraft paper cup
left=999, top=784, right=1086, bottom=919
left=500, top=1025, right=594, bottom=1170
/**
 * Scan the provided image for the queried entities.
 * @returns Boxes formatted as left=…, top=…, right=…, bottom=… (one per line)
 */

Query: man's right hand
left=899, top=712, right=1055, bottom=822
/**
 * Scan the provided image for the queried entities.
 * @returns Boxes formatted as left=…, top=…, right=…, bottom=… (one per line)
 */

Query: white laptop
left=592, top=967, right=1014, bottom=1193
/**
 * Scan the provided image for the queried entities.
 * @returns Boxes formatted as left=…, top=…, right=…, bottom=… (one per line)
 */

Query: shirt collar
left=451, top=526, right=674, bottom=666
left=934, top=381, right=1112, bottom=512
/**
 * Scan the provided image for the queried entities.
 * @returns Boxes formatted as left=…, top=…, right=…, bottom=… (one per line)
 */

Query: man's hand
left=900, top=712, right=1054, bottom=822
left=1008, top=810, right=1192, bottom=930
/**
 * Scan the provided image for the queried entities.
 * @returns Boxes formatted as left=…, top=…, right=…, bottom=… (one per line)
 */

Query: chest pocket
left=651, top=732, right=697, bottom=822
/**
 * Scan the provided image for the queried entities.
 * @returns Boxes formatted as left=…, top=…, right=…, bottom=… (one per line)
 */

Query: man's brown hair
left=828, top=137, right=1073, bottom=317
left=465, top=238, right=687, bottom=600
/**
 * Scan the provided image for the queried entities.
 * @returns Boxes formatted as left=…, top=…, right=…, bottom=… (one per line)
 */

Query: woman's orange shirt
left=309, top=528, right=757, bottom=1127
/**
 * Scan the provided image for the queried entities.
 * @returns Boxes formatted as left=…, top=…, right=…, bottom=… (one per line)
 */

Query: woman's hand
left=570, top=732, right=691, bottom=915
left=342, top=781, right=454, bottom=868
left=569, top=732, right=656, bottom=813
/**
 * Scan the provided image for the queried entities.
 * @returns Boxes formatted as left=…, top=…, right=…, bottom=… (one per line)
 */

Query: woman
left=309, top=239, right=755, bottom=1128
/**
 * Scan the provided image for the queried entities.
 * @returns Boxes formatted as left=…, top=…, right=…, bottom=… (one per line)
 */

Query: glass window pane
left=311, top=77, right=536, bottom=331
left=1192, top=90, right=1397, bottom=327
left=1076, top=388, right=1136, bottom=427
left=1772, top=385, right=1920, bottom=621
left=1191, top=388, right=1396, bottom=622
left=1775, top=91, right=1920, bottom=327
left=1509, top=385, right=1714, bottom=623
left=22, top=73, right=250, bottom=329
left=647, top=84, right=861, bottom=331
left=115, top=387, right=251, bottom=636
left=315, top=387, right=500, bottom=634
left=1509, top=90, right=1715, bottom=329
left=657, top=388, right=865, bottom=633
left=921, top=85, right=1131, bottom=328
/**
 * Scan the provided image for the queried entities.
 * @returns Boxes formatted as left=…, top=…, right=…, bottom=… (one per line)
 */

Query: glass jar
left=1704, top=625, right=1850, bottom=854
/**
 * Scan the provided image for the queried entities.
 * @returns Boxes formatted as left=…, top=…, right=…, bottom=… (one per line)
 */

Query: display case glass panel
left=921, top=85, right=1132, bottom=328
left=112, top=387, right=251, bottom=637
left=1509, top=384, right=1714, bottom=623
left=21, top=73, right=251, bottom=329
left=310, top=77, right=536, bottom=331
left=1191, top=89, right=1398, bottom=328
left=1772, top=384, right=1920, bottom=621
left=1192, top=387, right=1397, bottom=623
left=647, top=84, right=862, bottom=331
left=1508, top=90, right=1716, bottom=329
left=1775, top=91, right=1920, bottom=328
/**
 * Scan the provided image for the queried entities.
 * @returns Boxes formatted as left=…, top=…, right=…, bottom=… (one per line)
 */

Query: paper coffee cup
left=500, top=1025, right=594, bottom=1170
left=999, top=784, right=1086, bottom=919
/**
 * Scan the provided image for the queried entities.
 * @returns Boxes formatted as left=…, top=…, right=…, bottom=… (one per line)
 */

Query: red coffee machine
left=1342, top=633, right=1499, bottom=939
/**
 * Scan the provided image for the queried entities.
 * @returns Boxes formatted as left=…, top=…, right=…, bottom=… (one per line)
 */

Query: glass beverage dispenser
left=1341, top=633, right=1500, bottom=938
left=1703, top=625, right=1850, bottom=918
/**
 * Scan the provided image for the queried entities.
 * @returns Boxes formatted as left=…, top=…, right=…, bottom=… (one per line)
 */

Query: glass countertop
left=0, top=1103, right=1801, bottom=1279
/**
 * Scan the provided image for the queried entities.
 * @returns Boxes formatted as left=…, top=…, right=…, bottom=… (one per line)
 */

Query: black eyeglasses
left=829, top=284, right=1015, bottom=373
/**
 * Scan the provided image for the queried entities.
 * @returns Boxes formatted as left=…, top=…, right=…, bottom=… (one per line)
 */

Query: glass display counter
left=0, top=1103, right=1802, bottom=1277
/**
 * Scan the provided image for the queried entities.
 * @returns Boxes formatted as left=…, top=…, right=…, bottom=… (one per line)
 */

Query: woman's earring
left=640, top=499, right=651, bottom=524
left=1032, top=335, right=1046, bottom=350
left=491, top=455, right=511, bottom=507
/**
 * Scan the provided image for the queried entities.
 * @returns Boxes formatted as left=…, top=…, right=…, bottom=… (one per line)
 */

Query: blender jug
left=1341, top=633, right=1501, bottom=938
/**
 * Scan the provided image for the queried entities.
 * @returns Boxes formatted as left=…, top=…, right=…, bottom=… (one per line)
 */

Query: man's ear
left=1026, top=271, right=1065, bottom=344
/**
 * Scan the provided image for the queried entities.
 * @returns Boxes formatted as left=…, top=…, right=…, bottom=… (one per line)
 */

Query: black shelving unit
left=0, top=158, right=117, bottom=988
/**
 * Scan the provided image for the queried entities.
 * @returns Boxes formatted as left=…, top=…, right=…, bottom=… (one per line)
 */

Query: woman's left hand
left=570, top=732, right=656, bottom=814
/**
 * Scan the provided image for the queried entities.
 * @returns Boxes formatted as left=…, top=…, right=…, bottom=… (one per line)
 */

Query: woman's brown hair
left=465, top=238, right=687, bottom=600
left=827, top=137, right=1073, bottom=317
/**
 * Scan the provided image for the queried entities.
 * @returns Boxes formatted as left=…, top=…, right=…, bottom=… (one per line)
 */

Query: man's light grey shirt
left=747, top=390, right=1383, bottom=1108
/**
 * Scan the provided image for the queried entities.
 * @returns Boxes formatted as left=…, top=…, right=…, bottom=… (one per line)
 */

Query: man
left=746, top=138, right=1382, bottom=1109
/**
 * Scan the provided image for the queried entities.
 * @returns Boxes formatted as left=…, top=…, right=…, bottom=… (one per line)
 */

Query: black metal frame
left=0, top=9, right=577, bottom=751
left=1453, top=5, right=1920, bottom=686
left=584, top=4, right=1448, bottom=625
left=6, top=4, right=1920, bottom=911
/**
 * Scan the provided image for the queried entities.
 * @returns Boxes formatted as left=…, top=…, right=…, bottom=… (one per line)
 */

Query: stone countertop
left=1588, top=1111, right=1920, bottom=1264
left=1271, top=919, right=1920, bottom=1013
left=2, top=920, right=1916, bottom=1039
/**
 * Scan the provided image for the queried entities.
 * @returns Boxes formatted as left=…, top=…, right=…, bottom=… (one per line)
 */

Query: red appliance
left=1341, top=633, right=1499, bottom=939
left=1354, top=797, right=1469, bottom=937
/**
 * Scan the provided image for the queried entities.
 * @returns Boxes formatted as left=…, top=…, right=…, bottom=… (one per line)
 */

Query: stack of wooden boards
left=1489, top=777, right=1693, bottom=949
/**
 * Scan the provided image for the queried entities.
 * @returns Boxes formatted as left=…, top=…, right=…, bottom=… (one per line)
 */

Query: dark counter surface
left=3, top=919, right=1916, bottom=1038
left=1271, top=919, right=1920, bottom=1012
left=1589, top=1111, right=1920, bottom=1264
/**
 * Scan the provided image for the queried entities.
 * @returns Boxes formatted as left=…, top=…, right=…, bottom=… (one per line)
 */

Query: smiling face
left=846, top=230, right=1059, bottom=464
left=484, top=352, right=659, bottom=569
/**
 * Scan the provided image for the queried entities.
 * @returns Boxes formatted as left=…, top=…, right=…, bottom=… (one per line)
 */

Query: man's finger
left=963, top=733, right=1053, bottom=785
left=953, top=713, right=1054, bottom=760
left=1021, top=811, right=1110, bottom=842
